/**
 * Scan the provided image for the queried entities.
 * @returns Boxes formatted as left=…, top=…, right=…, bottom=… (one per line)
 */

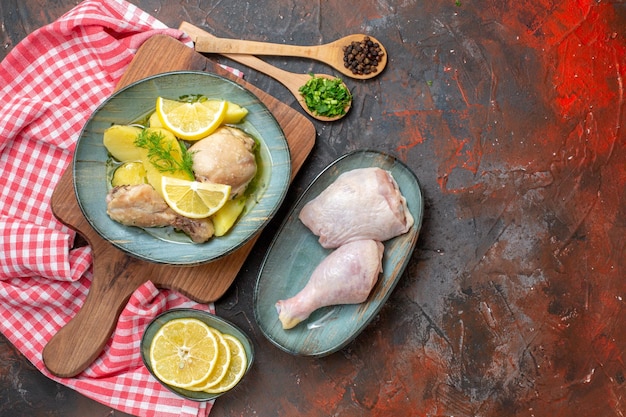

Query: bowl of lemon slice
left=73, top=71, right=291, bottom=265
left=140, top=308, right=254, bottom=401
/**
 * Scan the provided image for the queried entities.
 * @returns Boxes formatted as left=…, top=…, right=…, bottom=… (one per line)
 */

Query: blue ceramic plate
left=73, top=71, right=291, bottom=265
left=254, top=150, right=424, bottom=356
left=140, top=308, right=254, bottom=402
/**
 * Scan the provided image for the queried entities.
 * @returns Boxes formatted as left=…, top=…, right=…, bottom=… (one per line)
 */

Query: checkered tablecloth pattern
left=0, top=0, right=223, bottom=416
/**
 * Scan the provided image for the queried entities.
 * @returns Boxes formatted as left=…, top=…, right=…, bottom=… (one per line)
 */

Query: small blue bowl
left=140, top=308, right=254, bottom=401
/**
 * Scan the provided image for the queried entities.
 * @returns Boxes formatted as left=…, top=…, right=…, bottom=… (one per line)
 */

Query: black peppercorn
left=342, top=36, right=384, bottom=75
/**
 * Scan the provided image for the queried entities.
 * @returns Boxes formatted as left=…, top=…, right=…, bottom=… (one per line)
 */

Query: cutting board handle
left=42, top=250, right=141, bottom=377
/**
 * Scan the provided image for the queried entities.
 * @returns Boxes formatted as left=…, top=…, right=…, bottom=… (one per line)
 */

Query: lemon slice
left=188, top=328, right=232, bottom=391
left=149, top=318, right=219, bottom=389
left=202, top=333, right=248, bottom=393
left=157, top=97, right=227, bottom=140
left=202, top=100, right=248, bottom=124
left=162, top=176, right=231, bottom=219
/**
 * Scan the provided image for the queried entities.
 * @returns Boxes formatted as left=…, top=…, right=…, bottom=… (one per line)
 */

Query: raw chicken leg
left=275, top=239, right=384, bottom=329
left=299, top=167, right=414, bottom=248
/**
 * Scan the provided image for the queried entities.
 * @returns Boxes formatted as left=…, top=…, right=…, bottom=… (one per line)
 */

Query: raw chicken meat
left=106, top=184, right=214, bottom=243
left=299, top=167, right=414, bottom=248
left=275, top=239, right=384, bottom=329
left=189, top=126, right=257, bottom=197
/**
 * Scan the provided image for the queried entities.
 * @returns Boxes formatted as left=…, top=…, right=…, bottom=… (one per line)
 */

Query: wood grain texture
left=41, top=34, right=315, bottom=378
left=181, top=22, right=349, bottom=122
left=193, top=33, right=387, bottom=80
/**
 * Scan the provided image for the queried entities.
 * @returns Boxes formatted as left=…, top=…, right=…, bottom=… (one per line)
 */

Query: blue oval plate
left=254, top=150, right=424, bottom=356
left=73, top=71, right=291, bottom=265
left=140, top=308, right=254, bottom=401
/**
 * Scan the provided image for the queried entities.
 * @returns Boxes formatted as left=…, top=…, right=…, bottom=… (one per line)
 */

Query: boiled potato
left=202, top=100, right=248, bottom=124
left=222, top=102, right=248, bottom=124
left=111, top=161, right=147, bottom=187
left=148, top=112, right=162, bottom=128
left=212, top=196, right=246, bottom=236
left=103, top=125, right=143, bottom=162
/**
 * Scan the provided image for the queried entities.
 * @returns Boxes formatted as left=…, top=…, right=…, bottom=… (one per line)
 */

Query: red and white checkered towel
left=0, top=1, right=234, bottom=416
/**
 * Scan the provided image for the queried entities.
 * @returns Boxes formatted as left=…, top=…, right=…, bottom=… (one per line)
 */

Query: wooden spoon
left=181, top=22, right=351, bottom=121
left=193, top=33, right=387, bottom=80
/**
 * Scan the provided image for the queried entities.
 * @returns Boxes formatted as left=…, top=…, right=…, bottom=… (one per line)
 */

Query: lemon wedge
left=161, top=176, right=231, bottom=219
left=156, top=97, right=227, bottom=141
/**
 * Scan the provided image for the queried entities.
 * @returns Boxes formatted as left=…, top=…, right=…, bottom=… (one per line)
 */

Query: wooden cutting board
left=42, top=33, right=315, bottom=378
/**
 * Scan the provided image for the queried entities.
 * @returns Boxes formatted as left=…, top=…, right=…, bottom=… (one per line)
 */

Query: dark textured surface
left=2, top=1, right=626, bottom=416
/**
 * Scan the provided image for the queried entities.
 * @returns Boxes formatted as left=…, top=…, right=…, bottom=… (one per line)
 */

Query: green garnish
left=178, top=94, right=207, bottom=103
left=134, top=129, right=195, bottom=179
left=298, top=74, right=352, bottom=118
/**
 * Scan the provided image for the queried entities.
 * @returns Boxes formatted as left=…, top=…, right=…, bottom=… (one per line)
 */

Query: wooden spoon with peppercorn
left=182, top=22, right=352, bottom=121
left=193, top=33, right=387, bottom=80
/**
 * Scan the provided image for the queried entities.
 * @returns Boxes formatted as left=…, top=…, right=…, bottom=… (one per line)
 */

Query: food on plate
left=106, top=184, right=215, bottom=243
left=161, top=177, right=231, bottom=219
left=275, top=239, right=384, bottom=329
left=105, top=125, right=195, bottom=198
left=216, top=101, right=249, bottom=124
left=111, top=161, right=146, bottom=187
left=299, top=167, right=414, bottom=248
left=275, top=165, right=414, bottom=330
left=212, top=196, right=247, bottom=237
left=103, top=125, right=144, bottom=161
left=149, top=317, right=248, bottom=393
left=156, top=96, right=227, bottom=140
left=103, top=96, right=255, bottom=242
left=189, top=126, right=257, bottom=198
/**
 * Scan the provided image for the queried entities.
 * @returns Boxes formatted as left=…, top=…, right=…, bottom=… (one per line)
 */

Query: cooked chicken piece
left=106, top=184, right=214, bottom=243
left=299, top=167, right=414, bottom=248
left=189, top=126, right=257, bottom=197
left=275, top=239, right=384, bottom=329
left=170, top=215, right=215, bottom=244
left=106, top=183, right=175, bottom=228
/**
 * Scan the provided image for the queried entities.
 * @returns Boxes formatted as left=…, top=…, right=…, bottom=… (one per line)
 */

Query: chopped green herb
left=455, top=0, right=462, bottom=6
left=178, top=94, right=207, bottom=103
left=427, top=80, right=433, bottom=86
left=298, top=74, right=352, bottom=118
left=134, top=129, right=195, bottom=179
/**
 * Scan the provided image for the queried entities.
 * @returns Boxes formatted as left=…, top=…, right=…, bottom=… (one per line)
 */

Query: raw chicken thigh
left=275, top=239, right=384, bottom=329
left=299, top=167, right=414, bottom=248
left=189, top=126, right=257, bottom=197
left=106, top=184, right=214, bottom=243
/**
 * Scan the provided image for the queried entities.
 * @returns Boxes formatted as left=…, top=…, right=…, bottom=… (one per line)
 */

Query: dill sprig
left=134, top=129, right=195, bottom=179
